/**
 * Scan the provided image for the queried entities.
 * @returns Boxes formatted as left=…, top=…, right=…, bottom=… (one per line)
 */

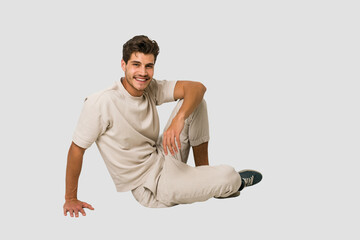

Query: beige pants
left=132, top=99, right=242, bottom=208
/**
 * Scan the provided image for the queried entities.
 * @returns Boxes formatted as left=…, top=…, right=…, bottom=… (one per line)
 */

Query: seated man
left=63, top=35, right=262, bottom=217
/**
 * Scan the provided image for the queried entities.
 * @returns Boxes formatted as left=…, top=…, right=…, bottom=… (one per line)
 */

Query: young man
left=63, top=35, right=262, bottom=217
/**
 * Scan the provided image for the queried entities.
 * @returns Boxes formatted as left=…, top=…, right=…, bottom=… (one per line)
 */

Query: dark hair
left=122, top=35, right=160, bottom=64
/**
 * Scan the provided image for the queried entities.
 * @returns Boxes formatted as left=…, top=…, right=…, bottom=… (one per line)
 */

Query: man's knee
left=197, top=99, right=207, bottom=112
left=217, top=165, right=241, bottom=188
left=188, top=99, right=208, bottom=122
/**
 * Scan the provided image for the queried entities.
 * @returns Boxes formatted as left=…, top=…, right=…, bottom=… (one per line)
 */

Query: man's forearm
left=175, top=82, right=206, bottom=120
left=65, top=142, right=85, bottom=201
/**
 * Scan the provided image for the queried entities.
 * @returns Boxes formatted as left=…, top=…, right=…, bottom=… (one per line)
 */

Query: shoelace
left=243, top=176, right=254, bottom=186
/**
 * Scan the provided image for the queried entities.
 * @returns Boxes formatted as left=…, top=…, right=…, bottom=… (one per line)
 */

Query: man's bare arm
left=63, top=142, right=94, bottom=217
left=173, top=81, right=207, bottom=119
left=162, top=81, right=206, bottom=155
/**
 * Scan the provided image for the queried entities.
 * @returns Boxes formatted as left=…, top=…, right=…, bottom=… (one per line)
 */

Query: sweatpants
left=131, top=99, right=242, bottom=208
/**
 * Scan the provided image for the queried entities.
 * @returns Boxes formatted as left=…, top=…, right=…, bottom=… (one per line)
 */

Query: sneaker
left=238, top=170, right=262, bottom=190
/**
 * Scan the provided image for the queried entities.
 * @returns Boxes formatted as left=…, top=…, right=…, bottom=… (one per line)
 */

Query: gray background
left=1, top=0, right=359, bottom=239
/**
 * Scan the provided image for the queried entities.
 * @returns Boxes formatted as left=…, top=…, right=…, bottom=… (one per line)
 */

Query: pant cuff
left=190, top=136, right=210, bottom=147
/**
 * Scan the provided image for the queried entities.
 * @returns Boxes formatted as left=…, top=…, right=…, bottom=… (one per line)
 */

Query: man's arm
left=63, top=142, right=94, bottom=217
left=162, top=81, right=206, bottom=155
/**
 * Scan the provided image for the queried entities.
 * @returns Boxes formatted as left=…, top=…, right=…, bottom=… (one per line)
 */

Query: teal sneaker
left=238, top=170, right=263, bottom=191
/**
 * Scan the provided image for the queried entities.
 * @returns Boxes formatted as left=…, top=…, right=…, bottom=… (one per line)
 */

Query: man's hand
left=163, top=115, right=185, bottom=155
left=63, top=199, right=94, bottom=217
left=163, top=80, right=206, bottom=156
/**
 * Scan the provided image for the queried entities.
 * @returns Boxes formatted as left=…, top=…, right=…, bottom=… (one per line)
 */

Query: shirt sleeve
left=72, top=94, right=109, bottom=149
left=152, top=79, right=177, bottom=105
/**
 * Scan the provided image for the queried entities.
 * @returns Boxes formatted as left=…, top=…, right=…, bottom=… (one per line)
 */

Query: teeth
left=135, top=78, right=147, bottom=82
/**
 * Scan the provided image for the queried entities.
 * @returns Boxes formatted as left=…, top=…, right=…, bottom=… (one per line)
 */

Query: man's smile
left=134, top=76, right=150, bottom=82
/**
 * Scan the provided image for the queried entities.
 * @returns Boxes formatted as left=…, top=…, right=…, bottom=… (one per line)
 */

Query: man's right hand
left=63, top=199, right=94, bottom=217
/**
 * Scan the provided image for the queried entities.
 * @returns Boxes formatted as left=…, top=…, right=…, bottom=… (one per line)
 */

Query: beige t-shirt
left=72, top=79, right=177, bottom=192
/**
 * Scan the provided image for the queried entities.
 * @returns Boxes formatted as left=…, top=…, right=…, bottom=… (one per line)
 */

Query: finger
left=167, top=134, right=174, bottom=155
left=162, top=134, right=168, bottom=155
left=170, top=135, right=177, bottom=153
left=79, top=208, right=86, bottom=216
left=69, top=209, right=74, bottom=218
left=83, top=202, right=95, bottom=210
left=63, top=208, right=68, bottom=216
left=74, top=209, right=79, bottom=218
left=176, top=133, right=181, bottom=150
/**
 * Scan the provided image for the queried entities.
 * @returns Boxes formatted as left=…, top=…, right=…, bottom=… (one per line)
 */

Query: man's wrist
left=65, top=196, right=78, bottom=201
left=175, top=112, right=186, bottom=121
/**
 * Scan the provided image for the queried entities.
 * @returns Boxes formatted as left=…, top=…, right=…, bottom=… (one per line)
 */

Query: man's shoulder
left=147, top=78, right=159, bottom=88
left=83, top=82, right=119, bottom=105
left=146, top=79, right=176, bottom=93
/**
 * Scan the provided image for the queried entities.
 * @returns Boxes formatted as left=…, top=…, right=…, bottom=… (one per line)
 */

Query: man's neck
left=121, top=77, right=144, bottom=97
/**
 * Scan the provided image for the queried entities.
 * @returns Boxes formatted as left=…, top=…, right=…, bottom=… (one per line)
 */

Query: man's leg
left=133, top=99, right=260, bottom=207
left=156, top=156, right=241, bottom=205
left=186, top=99, right=210, bottom=166
left=155, top=99, right=242, bottom=205
left=192, top=142, right=209, bottom=166
left=158, top=99, right=210, bottom=165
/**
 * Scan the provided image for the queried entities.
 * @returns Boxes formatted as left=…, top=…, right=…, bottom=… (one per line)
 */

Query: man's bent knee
left=217, top=165, right=241, bottom=189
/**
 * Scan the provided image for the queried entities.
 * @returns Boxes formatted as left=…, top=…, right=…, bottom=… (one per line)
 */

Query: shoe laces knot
left=243, top=176, right=254, bottom=186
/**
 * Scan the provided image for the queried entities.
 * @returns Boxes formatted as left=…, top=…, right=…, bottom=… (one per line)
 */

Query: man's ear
left=121, top=59, right=126, bottom=72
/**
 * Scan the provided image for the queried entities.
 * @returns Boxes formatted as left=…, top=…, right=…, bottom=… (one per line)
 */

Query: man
left=63, top=35, right=262, bottom=217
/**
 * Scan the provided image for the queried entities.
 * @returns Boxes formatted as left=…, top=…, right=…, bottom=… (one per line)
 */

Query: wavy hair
left=122, top=35, right=160, bottom=64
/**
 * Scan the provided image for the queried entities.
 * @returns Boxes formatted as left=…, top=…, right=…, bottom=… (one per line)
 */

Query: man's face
left=121, top=52, right=155, bottom=97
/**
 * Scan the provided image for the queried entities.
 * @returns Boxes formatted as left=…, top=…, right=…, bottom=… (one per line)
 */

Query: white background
left=1, top=0, right=359, bottom=239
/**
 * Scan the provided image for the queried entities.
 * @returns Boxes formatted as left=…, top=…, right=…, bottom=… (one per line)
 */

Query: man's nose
left=139, top=66, right=147, bottom=76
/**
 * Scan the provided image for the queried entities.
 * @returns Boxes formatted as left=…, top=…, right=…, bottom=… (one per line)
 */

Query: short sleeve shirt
left=72, top=79, right=177, bottom=191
